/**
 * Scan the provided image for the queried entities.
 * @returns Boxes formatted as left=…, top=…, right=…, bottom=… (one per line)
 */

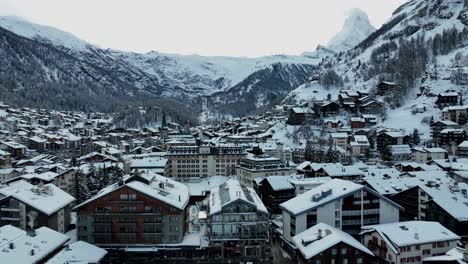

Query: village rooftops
left=280, top=179, right=402, bottom=216
left=361, top=221, right=460, bottom=254
left=0, top=225, right=69, bottom=264
left=45, top=241, right=107, bottom=264
left=293, top=223, right=373, bottom=260
left=0, top=180, right=75, bottom=215
left=75, top=172, right=189, bottom=210
left=209, top=179, right=267, bottom=215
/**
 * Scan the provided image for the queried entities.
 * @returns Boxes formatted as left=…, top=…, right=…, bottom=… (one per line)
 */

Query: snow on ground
left=283, top=82, right=341, bottom=104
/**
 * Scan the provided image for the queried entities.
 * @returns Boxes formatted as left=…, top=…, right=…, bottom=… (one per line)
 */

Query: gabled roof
left=209, top=179, right=267, bottom=215
left=293, top=223, right=373, bottom=260
left=75, top=172, right=189, bottom=211
left=361, top=221, right=460, bottom=254
left=261, top=176, right=294, bottom=191
left=0, top=180, right=74, bottom=215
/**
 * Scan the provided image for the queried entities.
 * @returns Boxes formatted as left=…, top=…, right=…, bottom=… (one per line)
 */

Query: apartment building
left=280, top=179, right=401, bottom=246
left=411, top=147, right=448, bottom=163
left=208, top=179, right=270, bottom=262
left=237, top=153, right=294, bottom=187
left=165, top=145, right=246, bottom=181
left=0, top=180, right=74, bottom=233
left=361, top=221, right=459, bottom=264
left=75, top=172, right=189, bottom=246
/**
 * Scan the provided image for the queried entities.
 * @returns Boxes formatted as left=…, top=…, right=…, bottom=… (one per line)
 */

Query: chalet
left=75, top=172, right=189, bottom=246
left=412, top=147, right=448, bottom=163
left=361, top=221, right=459, bottom=264
left=350, top=135, right=370, bottom=157
left=376, top=81, right=397, bottom=96
left=389, top=145, right=412, bottom=162
left=457, top=141, right=468, bottom=157
left=313, top=101, right=340, bottom=116
left=360, top=100, right=384, bottom=115
left=438, top=129, right=466, bottom=148
left=258, top=176, right=295, bottom=214
left=377, top=131, right=410, bottom=151
left=292, top=223, right=374, bottom=264
left=442, top=105, right=468, bottom=124
left=436, top=92, right=459, bottom=109
left=0, top=141, right=27, bottom=159
left=287, top=107, right=315, bottom=125
left=431, top=120, right=459, bottom=141
left=331, top=133, right=348, bottom=150
left=350, top=117, right=366, bottom=129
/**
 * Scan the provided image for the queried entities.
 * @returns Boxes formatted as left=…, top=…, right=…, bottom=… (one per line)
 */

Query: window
left=341, top=248, right=346, bottom=254
left=335, top=220, right=340, bottom=228
left=129, top=206, right=136, bottom=212
left=331, top=249, right=337, bottom=255
left=169, top=226, right=179, bottom=232
left=357, top=258, right=362, bottom=264
left=120, top=194, right=128, bottom=200
left=129, top=194, right=136, bottom=200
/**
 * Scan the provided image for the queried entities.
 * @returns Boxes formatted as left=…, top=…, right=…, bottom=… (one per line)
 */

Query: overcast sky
left=0, top=0, right=407, bottom=57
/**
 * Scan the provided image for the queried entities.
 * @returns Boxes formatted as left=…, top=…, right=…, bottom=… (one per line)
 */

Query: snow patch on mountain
left=327, top=8, right=376, bottom=52
left=0, top=16, right=91, bottom=51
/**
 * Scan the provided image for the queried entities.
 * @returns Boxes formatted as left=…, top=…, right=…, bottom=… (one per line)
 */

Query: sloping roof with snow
left=293, top=223, right=373, bottom=260
left=362, top=221, right=460, bottom=254
left=45, top=241, right=107, bottom=264
left=75, top=172, right=189, bottom=210
left=209, top=179, right=268, bottom=215
left=0, top=180, right=75, bottom=215
left=0, top=225, right=69, bottom=264
left=262, top=176, right=294, bottom=191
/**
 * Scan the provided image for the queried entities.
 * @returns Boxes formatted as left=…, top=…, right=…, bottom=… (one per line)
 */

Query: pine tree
left=161, top=111, right=167, bottom=128
left=381, top=145, right=392, bottom=161
left=412, top=129, right=421, bottom=145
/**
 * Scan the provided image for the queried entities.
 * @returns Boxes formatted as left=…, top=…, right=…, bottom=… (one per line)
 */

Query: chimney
left=414, top=233, right=419, bottom=240
left=178, top=195, right=181, bottom=202
left=30, top=249, right=35, bottom=256
left=325, top=229, right=332, bottom=236
left=9, top=243, right=14, bottom=249
left=318, top=229, right=323, bottom=239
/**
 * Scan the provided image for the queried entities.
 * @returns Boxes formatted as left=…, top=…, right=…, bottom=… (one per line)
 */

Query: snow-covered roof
left=0, top=225, right=69, bottom=264
left=75, top=172, right=189, bottom=210
left=185, top=176, right=229, bottom=196
left=209, top=179, right=268, bottom=215
left=412, top=147, right=448, bottom=153
left=362, top=221, right=460, bottom=254
left=130, top=157, right=167, bottom=168
left=423, top=247, right=467, bottom=263
left=281, top=179, right=399, bottom=215
left=45, top=241, right=107, bottom=264
left=458, top=141, right=468, bottom=148
left=293, top=223, right=373, bottom=260
left=389, top=144, right=411, bottom=155
left=291, top=107, right=314, bottom=114
left=261, top=176, right=294, bottom=191
left=442, top=105, right=468, bottom=112
left=331, top=133, right=348, bottom=138
left=0, top=180, right=75, bottom=215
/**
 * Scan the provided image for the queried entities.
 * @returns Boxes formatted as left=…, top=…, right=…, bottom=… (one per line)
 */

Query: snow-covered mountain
left=286, top=0, right=468, bottom=138
left=327, top=8, right=376, bottom=52
left=0, top=15, right=330, bottom=116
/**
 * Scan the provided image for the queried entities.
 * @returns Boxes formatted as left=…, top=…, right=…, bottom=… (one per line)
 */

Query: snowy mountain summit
left=327, top=8, right=376, bottom=52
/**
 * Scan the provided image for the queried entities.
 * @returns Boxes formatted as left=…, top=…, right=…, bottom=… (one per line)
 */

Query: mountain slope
left=0, top=16, right=327, bottom=116
left=285, top=0, right=468, bottom=138
left=327, top=8, right=376, bottom=52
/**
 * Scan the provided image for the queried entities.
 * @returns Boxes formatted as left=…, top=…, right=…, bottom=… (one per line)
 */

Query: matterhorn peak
left=327, top=8, right=376, bottom=52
